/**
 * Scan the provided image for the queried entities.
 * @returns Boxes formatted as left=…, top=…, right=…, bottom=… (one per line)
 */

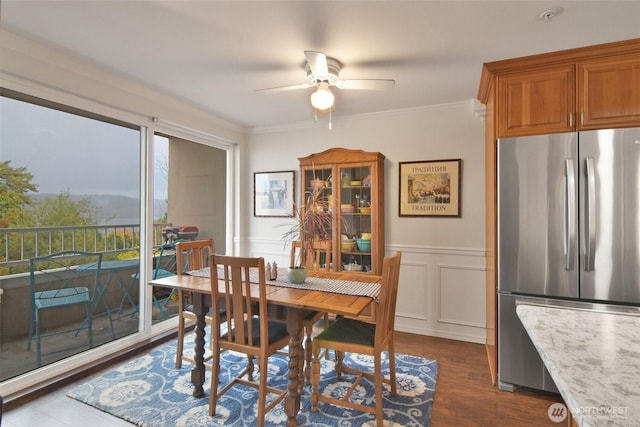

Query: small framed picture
left=254, top=170, right=295, bottom=217
left=399, top=159, right=462, bottom=217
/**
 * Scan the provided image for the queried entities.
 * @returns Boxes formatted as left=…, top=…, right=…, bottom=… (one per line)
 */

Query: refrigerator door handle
left=565, top=160, right=576, bottom=270
left=584, top=157, right=596, bottom=271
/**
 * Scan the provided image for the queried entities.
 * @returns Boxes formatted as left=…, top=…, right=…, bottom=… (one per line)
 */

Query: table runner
left=187, top=266, right=380, bottom=300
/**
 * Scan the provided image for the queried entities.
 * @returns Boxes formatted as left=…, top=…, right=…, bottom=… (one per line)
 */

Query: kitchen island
left=516, top=302, right=640, bottom=427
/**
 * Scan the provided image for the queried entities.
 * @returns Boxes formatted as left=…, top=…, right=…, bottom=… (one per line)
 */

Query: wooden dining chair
left=289, top=240, right=332, bottom=272
left=290, top=240, right=331, bottom=384
left=310, top=251, right=402, bottom=427
left=208, top=255, right=290, bottom=425
left=175, top=238, right=215, bottom=368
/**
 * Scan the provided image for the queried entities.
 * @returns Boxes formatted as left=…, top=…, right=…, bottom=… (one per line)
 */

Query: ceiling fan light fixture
left=310, top=83, right=334, bottom=111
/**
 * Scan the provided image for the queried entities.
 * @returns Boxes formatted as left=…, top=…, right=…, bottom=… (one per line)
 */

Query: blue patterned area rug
left=67, top=338, right=438, bottom=426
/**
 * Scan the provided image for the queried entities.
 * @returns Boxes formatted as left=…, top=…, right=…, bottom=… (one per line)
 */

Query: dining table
left=149, top=267, right=381, bottom=427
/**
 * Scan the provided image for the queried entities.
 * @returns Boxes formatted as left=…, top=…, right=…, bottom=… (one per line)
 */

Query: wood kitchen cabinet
left=578, top=55, right=640, bottom=129
left=485, top=39, right=640, bottom=138
left=298, top=148, right=385, bottom=275
left=478, top=38, right=640, bottom=386
left=497, top=65, right=575, bottom=137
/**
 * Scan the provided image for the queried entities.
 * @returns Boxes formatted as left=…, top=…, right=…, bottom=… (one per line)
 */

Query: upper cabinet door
left=496, top=65, right=575, bottom=137
left=578, top=56, right=640, bottom=130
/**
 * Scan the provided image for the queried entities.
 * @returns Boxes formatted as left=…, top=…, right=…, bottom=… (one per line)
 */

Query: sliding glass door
left=149, top=133, right=227, bottom=325
left=0, top=91, right=142, bottom=379
left=0, top=89, right=230, bottom=392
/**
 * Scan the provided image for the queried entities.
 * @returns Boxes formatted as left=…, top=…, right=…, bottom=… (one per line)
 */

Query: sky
left=0, top=96, right=168, bottom=200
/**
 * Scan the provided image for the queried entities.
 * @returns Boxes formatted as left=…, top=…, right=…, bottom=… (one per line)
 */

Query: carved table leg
left=284, top=307, right=303, bottom=427
left=190, top=292, right=207, bottom=397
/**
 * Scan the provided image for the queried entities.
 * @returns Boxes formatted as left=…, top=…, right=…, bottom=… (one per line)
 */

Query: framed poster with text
left=399, top=159, right=461, bottom=217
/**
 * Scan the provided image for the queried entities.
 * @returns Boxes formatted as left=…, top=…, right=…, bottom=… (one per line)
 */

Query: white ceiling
left=2, top=1, right=640, bottom=129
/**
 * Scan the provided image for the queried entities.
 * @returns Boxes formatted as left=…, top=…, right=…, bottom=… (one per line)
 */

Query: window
left=0, top=89, right=231, bottom=393
left=1, top=91, right=144, bottom=380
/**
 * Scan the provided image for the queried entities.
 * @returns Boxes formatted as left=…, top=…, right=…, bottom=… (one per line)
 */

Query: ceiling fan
left=255, top=51, right=395, bottom=112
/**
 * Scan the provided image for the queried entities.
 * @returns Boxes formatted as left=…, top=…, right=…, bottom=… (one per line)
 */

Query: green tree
left=0, top=160, right=38, bottom=228
left=27, top=190, right=98, bottom=227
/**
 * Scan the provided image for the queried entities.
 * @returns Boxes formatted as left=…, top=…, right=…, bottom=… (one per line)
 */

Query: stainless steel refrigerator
left=497, top=127, right=640, bottom=393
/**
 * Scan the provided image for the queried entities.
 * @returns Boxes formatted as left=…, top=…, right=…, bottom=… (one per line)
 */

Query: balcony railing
left=0, top=223, right=170, bottom=271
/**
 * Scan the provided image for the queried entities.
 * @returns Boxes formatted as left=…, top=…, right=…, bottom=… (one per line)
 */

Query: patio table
left=78, top=258, right=139, bottom=339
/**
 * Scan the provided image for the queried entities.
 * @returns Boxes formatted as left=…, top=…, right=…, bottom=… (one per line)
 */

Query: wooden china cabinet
left=478, top=38, right=640, bottom=387
left=298, top=148, right=385, bottom=275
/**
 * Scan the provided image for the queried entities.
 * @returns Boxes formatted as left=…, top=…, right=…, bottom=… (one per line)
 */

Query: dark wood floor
left=4, top=331, right=562, bottom=426
left=394, top=331, right=562, bottom=426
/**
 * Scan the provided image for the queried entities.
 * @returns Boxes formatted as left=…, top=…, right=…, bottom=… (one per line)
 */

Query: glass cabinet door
left=339, top=165, right=373, bottom=272
left=303, top=167, right=333, bottom=203
left=302, top=167, right=333, bottom=267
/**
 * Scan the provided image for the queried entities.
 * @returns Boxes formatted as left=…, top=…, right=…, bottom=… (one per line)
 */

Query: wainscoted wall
left=244, top=100, right=487, bottom=344
left=245, top=238, right=486, bottom=344
left=395, top=245, right=486, bottom=343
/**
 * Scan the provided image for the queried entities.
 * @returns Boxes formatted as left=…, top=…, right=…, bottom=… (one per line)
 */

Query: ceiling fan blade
left=335, top=79, right=395, bottom=90
left=254, top=83, right=313, bottom=93
left=304, top=51, right=329, bottom=78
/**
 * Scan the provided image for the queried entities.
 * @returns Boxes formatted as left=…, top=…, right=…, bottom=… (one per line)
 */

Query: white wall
left=246, top=103, right=487, bottom=343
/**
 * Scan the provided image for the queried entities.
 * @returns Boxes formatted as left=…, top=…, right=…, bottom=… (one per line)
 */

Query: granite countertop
left=516, top=303, right=640, bottom=427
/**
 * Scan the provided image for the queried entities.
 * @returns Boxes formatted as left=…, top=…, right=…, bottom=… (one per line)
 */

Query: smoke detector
left=537, top=7, right=564, bottom=22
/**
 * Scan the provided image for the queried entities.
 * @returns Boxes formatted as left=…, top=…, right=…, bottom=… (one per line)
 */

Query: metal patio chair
left=27, top=250, right=103, bottom=367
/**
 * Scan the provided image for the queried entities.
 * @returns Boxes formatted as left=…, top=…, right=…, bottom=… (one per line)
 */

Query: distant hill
left=30, top=193, right=167, bottom=225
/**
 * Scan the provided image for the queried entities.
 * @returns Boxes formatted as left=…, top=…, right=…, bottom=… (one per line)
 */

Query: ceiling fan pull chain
left=329, top=109, right=332, bottom=130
